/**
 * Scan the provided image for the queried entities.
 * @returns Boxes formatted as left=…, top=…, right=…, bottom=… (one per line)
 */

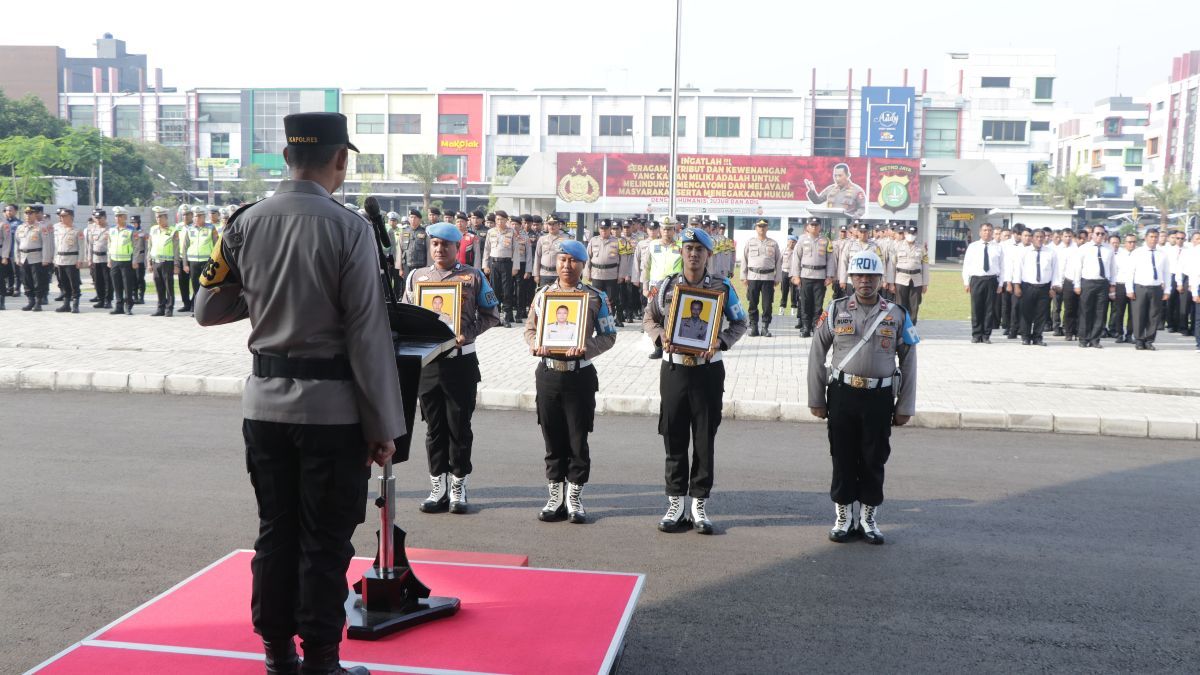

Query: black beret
left=283, top=112, right=359, bottom=152
left=409, top=208, right=422, bottom=218
left=471, top=209, right=485, bottom=218
left=495, top=210, right=509, bottom=219
left=92, top=209, right=106, bottom=217
left=532, top=215, right=544, bottom=224
left=485, top=212, right=496, bottom=222
left=455, top=211, right=468, bottom=221
left=429, top=207, right=442, bottom=216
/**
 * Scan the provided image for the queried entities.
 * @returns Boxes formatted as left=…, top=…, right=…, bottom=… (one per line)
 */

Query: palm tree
left=403, top=154, right=443, bottom=214
left=1033, top=168, right=1103, bottom=210
left=1136, top=172, right=1196, bottom=226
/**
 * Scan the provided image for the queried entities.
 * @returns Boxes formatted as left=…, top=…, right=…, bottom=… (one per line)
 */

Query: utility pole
left=668, top=0, right=683, bottom=219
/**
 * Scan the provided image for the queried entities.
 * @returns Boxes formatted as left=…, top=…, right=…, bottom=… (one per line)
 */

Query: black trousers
left=22, top=263, right=50, bottom=300
left=1108, top=283, right=1133, bottom=338
left=3, top=258, right=17, bottom=292
left=418, top=353, right=480, bottom=478
left=56, top=265, right=81, bottom=300
left=110, top=261, right=136, bottom=306
left=153, top=261, right=175, bottom=309
left=779, top=278, right=798, bottom=308
left=996, top=288, right=1010, bottom=329
left=1061, top=279, right=1079, bottom=336
left=799, top=278, right=827, bottom=332
left=1006, top=284, right=1024, bottom=337
left=746, top=279, right=775, bottom=325
left=177, top=260, right=192, bottom=309
left=517, top=267, right=535, bottom=318
left=488, top=258, right=515, bottom=318
left=1051, top=285, right=1064, bottom=330
left=135, top=260, right=147, bottom=298
left=619, top=281, right=638, bottom=320
left=826, top=381, right=893, bottom=507
left=186, top=260, right=208, bottom=300
left=1078, top=279, right=1109, bottom=343
left=1020, top=283, right=1051, bottom=341
left=1181, top=278, right=1195, bottom=333
left=535, top=364, right=598, bottom=484
left=1132, top=284, right=1164, bottom=343
left=659, top=361, right=724, bottom=498
left=1167, top=282, right=1182, bottom=330
left=896, top=280, right=923, bottom=323
left=968, top=275, right=998, bottom=338
left=91, top=262, right=111, bottom=301
left=591, top=278, right=619, bottom=322
left=242, top=419, right=369, bottom=644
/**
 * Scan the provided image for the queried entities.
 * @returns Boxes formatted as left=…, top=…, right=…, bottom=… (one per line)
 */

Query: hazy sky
left=5, top=0, right=1195, bottom=111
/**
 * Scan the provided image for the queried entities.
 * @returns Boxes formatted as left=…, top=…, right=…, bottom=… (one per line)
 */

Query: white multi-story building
left=1052, top=96, right=1155, bottom=210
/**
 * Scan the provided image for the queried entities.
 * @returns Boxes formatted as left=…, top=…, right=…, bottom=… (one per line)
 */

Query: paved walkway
left=1, top=296, right=1197, bottom=439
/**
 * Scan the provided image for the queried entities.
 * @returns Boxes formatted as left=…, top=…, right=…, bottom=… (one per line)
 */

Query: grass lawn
left=727, top=267, right=969, bottom=321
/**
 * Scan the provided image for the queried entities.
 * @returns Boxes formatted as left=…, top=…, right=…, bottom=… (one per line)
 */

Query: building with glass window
left=1052, top=97, right=1155, bottom=220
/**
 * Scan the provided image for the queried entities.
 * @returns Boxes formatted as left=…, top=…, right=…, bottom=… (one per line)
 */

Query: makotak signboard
left=555, top=153, right=919, bottom=219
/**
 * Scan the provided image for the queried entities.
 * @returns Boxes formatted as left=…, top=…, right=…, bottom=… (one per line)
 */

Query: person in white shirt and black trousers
left=1012, top=228, right=1060, bottom=345
left=961, top=223, right=1004, bottom=343
left=1121, top=228, right=1172, bottom=350
left=1073, top=225, right=1116, bottom=348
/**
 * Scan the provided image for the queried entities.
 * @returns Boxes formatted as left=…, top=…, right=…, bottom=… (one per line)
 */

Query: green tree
left=59, top=127, right=107, bottom=203
left=0, top=135, right=63, bottom=202
left=98, top=139, right=154, bottom=206
left=135, top=140, right=192, bottom=204
left=402, top=154, right=442, bottom=213
left=1034, top=168, right=1103, bottom=210
left=0, top=90, right=68, bottom=139
left=230, top=164, right=268, bottom=203
left=356, top=177, right=374, bottom=209
left=1136, top=172, right=1196, bottom=226
left=486, top=156, right=520, bottom=211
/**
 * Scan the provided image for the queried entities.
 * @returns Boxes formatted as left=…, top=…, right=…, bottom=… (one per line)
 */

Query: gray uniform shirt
left=887, top=240, right=929, bottom=287
left=585, top=235, right=630, bottom=281
left=534, top=231, right=568, bottom=278
left=789, top=234, right=834, bottom=280
left=53, top=223, right=83, bottom=266
left=15, top=222, right=54, bottom=265
left=194, top=179, right=405, bottom=441
left=740, top=236, right=783, bottom=283
left=807, top=295, right=918, bottom=416
left=483, top=226, right=519, bottom=261
left=643, top=273, right=749, bottom=350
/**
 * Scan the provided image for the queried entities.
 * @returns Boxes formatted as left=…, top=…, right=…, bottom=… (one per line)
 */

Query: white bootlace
left=426, top=474, right=446, bottom=502
left=833, top=503, right=851, bottom=532
left=567, top=483, right=585, bottom=514
left=450, top=476, right=467, bottom=504
left=662, top=496, right=684, bottom=523
left=691, top=498, right=710, bottom=524
left=861, top=504, right=880, bottom=535
left=543, top=482, right=563, bottom=512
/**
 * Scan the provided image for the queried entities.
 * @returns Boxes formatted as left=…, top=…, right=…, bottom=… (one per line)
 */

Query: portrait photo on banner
left=666, top=285, right=725, bottom=355
left=535, top=291, right=588, bottom=354
left=415, top=280, right=463, bottom=335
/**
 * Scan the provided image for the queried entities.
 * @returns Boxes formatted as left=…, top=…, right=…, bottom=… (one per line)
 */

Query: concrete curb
left=1, top=368, right=1197, bottom=441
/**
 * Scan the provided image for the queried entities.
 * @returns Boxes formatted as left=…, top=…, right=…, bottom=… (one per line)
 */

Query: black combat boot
left=263, top=638, right=300, bottom=675
left=299, top=642, right=368, bottom=675
left=71, top=298, right=79, bottom=313
left=110, top=302, right=124, bottom=315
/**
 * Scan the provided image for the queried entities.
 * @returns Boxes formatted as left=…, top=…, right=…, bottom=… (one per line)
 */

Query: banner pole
left=668, top=0, right=682, bottom=219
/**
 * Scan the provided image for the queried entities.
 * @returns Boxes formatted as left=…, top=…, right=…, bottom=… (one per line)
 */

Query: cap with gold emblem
left=283, top=112, right=360, bottom=153
left=546, top=214, right=565, bottom=225
left=112, top=206, right=128, bottom=216
left=151, top=206, right=168, bottom=215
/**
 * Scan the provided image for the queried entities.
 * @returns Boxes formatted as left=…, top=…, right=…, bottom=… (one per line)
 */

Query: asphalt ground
left=2, top=390, right=1197, bottom=674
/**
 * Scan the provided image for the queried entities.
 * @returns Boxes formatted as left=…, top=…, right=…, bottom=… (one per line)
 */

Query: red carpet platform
left=30, top=549, right=643, bottom=675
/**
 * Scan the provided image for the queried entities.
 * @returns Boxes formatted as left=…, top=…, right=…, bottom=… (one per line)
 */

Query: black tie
left=1036, top=249, right=1042, bottom=282
left=1151, top=250, right=1157, bottom=281
left=1097, top=246, right=1105, bottom=279
left=983, top=243, right=990, bottom=273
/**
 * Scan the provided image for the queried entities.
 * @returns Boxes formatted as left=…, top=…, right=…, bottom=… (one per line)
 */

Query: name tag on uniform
left=878, top=327, right=895, bottom=338
left=834, top=314, right=855, bottom=335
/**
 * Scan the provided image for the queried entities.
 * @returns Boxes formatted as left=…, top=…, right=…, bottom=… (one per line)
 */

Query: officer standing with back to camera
left=808, top=250, right=918, bottom=545
left=195, top=112, right=402, bottom=675
left=403, top=222, right=501, bottom=516
left=644, top=226, right=748, bottom=535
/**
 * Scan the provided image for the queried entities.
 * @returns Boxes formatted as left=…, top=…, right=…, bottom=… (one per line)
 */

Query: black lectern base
left=345, top=595, right=461, bottom=641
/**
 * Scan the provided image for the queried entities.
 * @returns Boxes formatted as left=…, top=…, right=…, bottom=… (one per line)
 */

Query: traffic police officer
left=887, top=225, right=930, bottom=323
left=404, top=222, right=501, bottom=515
left=181, top=206, right=218, bottom=310
left=525, top=239, right=618, bottom=524
left=106, top=206, right=139, bottom=315
left=52, top=207, right=83, bottom=313
left=644, top=226, right=748, bottom=535
left=534, top=214, right=569, bottom=286
left=173, top=205, right=191, bottom=311
left=195, top=112, right=400, bottom=675
left=149, top=206, right=179, bottom=316
left=740, top=218, right=783, bottom=337
left=789, top=217, right=834, bottom=336
left=585, top=218, right=629, bottom=327
left=808, top=250, right=919, bottom=545
left=482, top=209, right=521, bottom=326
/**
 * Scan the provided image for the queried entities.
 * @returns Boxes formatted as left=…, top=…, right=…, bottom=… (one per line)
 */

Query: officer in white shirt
left=1003, top=225, right=1032, bottom=339
left=1120, top=228, right=1171, bottom=350
left=1058, top=229, right=1086, bottom=340
left=1173, top=230, right=1200, bottom=344
left=1165, top=230, right=1186, bottom=333
left=1073, top=225, right=1116, bottom=348
left=960, top=222, right=1004, bottom=343
left=1012, top=228, right=1061, bottom=345
left=1051, top=226, right=1075, bottom=335
left=1107, top=233, right=1136, bottom=342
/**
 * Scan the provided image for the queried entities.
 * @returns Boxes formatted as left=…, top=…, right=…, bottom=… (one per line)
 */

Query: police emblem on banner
left=557, top=159, right=601, bottom=203
left=875, top=162, right=916, bottom=213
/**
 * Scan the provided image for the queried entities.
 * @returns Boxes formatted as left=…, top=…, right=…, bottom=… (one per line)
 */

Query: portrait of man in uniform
left=535, top=292, right=588, bottom=352
left=416, top=280, right=463, bottom=334
left=804, top=162, right=867, bottom=218
left=678, top=300, right=710, bottom=342
left=666, top=287, right=723, bottom=352
left=546, top=304, right=578, bottom=342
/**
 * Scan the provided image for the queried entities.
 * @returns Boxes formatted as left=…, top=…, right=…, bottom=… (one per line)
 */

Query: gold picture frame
left=665, top=285, right=725, bottom=356
left=535, top=291, right=589, bottom=354
left=414, top=281, right=463, bottom=336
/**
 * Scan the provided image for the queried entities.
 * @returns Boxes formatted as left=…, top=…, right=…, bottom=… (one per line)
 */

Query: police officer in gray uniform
left=195, top=112, right=402, bottom=675
left=887, top=225, right=930, bottom=323
left=789, top=217, right=834, bottom=336
left=808, top=250, right=918, bottom=545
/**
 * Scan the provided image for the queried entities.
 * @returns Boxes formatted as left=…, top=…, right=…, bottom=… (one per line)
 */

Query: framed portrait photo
left=535, top=291, right=588, bottom=354
left=665, top=285, right=725, bottom=355
left=415, top=281, right=463, bottom=335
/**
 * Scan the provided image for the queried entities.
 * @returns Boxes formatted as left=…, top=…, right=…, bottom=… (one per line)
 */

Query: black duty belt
left=252, top=353, right=353, bottom=381
left=19, top=248, right=42, bottom=253
left=540, top=265, right=556, bottom=273
left=748, top=267, right=776, bottom=274
left=802, top=264, right=826, bottom=270
left=490, top=257, right=512, bottom=263
left=58, top=251, right=79, bottom=255
left=591, top=262, right=618, bottom=269
left=897, top=267, right=921, bottom=275
left=92, top=249, right=107, bottom=254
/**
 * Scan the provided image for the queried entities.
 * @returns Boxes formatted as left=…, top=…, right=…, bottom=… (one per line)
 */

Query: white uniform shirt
left=1014, top=245, right=1061, bottom=287
left=1110, top=248, right=1133, bottom=287
left=1174, top=246, right=1200, bottom=293
left=1121, top=245, right=1171, bottom=288
left=1074, top=241, right=1116, bottom=284
left=1002, top=242, right=1027, bottom=284
left=1059, top=244, right=1080, bottom=282
left=960, top=239, right=1004, bottom=284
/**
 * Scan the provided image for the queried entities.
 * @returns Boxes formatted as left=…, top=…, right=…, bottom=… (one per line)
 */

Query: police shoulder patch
left=198, top=236, right=231, bottom=288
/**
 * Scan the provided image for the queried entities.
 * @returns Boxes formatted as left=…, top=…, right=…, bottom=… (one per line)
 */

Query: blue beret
left=554, top=239, right=588, bottom=262
left=427, top=222, right=462, bottom=242
left=680, top=227, right=713, bottom=252
left=788, top=234, right=799, bottom=242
